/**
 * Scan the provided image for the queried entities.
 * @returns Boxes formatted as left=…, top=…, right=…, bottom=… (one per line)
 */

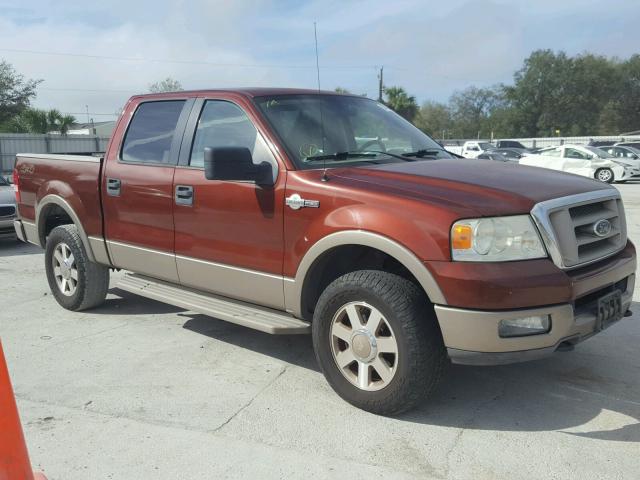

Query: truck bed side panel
left=16, top=155, right=103, bottom=240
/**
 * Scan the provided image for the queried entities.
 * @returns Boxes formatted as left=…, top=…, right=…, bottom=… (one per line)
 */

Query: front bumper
left=431, top=242, right=636, bottom=365
left=438, top=273, right=633, bottom=365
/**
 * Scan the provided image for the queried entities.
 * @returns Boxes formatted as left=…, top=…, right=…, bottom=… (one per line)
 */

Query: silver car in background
left=0, top=175, right=17, bottom=238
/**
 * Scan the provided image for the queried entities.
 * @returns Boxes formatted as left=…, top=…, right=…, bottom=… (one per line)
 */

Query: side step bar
left=117, top=273, right=310, bottom=335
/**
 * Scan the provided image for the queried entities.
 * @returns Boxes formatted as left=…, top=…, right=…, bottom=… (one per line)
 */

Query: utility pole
left=377, top=66, right=384, bottom=102
left=85, top=105, right=90, bottom=123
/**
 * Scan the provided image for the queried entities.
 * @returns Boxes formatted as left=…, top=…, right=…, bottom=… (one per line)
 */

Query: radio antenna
left=314, top=22, right=322, bottom=91
left=314, top=22, right=329, bottom=182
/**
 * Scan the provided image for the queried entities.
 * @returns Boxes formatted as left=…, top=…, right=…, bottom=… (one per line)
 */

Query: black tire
left=312, top=270, right=447, bottom=415
left=595, top=168, right=614, bottom=183
left=45, top=225, right=109, bottom=311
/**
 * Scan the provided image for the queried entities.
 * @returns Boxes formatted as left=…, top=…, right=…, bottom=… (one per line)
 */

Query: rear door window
left=564, top=148, right=589, bottom=159
left=121, top=100, right=186, bottom=164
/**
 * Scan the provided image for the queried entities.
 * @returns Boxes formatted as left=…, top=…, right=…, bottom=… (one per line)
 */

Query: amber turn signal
left=451, top=224, right=472, bottom=250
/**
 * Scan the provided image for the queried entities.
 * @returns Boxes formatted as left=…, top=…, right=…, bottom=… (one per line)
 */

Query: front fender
left=283, top=229, right=448, bottom=316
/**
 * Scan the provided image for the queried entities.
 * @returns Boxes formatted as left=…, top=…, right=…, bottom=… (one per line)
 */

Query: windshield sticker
left=300, top=143, right=320, bottom=159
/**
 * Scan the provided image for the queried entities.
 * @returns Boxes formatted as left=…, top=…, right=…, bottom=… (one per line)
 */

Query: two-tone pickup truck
left=13, top=89, right=636, bottom=414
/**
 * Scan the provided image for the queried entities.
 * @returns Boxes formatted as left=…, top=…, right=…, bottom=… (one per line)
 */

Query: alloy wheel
left=330, top=301, right=399, bottom=391
left=52, top=242, right=78, bottom=296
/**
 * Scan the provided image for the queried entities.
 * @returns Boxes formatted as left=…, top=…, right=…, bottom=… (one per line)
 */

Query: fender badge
left=286, top=194, right=320, bottom=210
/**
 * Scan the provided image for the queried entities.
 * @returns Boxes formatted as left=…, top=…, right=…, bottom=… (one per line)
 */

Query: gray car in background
left=0, top=175, right=17, bottom=238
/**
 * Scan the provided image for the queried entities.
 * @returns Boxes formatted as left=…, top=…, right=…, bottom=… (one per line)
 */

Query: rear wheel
left=45, top=225, right=109, bottom=311
left=595, top=168, right=614, bottom=183
left=312, top=270, right=447, bottom=415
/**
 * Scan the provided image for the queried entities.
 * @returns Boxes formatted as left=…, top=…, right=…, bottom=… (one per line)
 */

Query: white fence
left=0, top=133, right=110, bottom=174
left=442, top=135, right=640, bottom=150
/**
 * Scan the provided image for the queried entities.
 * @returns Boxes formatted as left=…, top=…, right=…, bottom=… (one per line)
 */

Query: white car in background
left=519, top=144, right=635, bottom=183
left=460, top=141, right=494, bottom=158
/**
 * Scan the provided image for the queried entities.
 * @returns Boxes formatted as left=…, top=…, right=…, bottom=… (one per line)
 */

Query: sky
left=0, top=0, right=639, bottom=122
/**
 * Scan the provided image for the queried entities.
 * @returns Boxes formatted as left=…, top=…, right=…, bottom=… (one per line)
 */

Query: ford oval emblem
left=593, top=219, right=612, bottom=237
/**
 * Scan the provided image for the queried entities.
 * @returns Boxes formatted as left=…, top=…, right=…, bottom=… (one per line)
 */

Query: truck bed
left=15, top=153, right=105, bottom=241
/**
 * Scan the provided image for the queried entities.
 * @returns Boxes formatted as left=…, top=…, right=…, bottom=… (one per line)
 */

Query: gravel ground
left=0, top=184, right=639, bottom=480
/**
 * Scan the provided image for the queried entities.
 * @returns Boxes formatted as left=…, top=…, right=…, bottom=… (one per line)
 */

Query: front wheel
left=312, top=270, right=447, bottom=415
left=595, top=168, right=614, bottom=183
left=45, top=225, right=109, bottom=311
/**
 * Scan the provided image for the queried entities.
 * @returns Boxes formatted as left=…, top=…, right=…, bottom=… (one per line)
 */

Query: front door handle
left=106, top=178, right=121, bottom=196
left=175, top=185, right=194, bottom=206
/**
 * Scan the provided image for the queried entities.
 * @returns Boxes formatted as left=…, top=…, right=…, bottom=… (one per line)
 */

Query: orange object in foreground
left=0, top=341, right=46, bottom=480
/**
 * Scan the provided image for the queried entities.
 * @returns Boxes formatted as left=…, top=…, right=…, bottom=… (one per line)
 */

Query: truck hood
left=331, top=159, right=612, bottom=217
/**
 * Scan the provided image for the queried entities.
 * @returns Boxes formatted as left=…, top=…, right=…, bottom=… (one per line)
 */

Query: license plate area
left=596, top=290, right=623, bottom=331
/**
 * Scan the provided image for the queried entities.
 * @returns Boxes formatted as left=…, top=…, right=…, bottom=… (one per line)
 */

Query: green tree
left=383, top=86, right=418, bottom=121
left=8, top=108, right=76, bottom=134
left=0, top=60, right=42, bottom=128
left=503, top=50, right=572, bottom=136
left=334, top=87, right=351, bottom=94
left=449, top=85, right=505, bottom=138
left=597, top=100, right=623, bottom=135
left=616, top=55, right=640, bottom=133
left=503, top=50, right=622, bottom=136
left=414, top=101, right=452, bottom=139
left=148, top=77, right=183, bottom=93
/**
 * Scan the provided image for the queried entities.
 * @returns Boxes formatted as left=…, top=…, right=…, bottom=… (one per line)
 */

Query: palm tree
left=56, top=113, right=76, bottom=134
left=7, top=108, right=76, bottom=134
left=384, top=86, right=418, bottom=122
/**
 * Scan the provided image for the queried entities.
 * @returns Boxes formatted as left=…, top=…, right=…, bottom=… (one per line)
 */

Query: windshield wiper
left=304, top=151, right=378, bottom=162
left=359, top=150, right=420, bottom=161
left=401, top=148, right=447, bottom=158
left=361, top=149, right=446, bottom=161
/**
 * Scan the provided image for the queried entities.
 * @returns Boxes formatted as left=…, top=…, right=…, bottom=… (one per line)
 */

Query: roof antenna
left=314, top=22, right=329, bottom=182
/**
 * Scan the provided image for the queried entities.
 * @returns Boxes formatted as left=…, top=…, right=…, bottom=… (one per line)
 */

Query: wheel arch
left=285, top=230, right=446, bottom=319
left=35, top=194, right=97, bottom=262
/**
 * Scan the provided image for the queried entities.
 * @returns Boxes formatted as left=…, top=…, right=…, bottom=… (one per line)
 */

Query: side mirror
left=204, top=147, right=274, bottom=186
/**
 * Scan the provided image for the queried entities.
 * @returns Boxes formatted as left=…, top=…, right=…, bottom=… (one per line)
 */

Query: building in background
left=68, top=121, right=116, bottom=137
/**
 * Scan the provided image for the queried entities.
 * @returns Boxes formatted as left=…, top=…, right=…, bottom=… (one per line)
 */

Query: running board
left=116, top=273, right=310, bottom=335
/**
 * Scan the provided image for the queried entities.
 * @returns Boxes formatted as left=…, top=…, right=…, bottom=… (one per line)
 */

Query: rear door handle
left=175, top=185, right=194, bottom=206
left=106, top=178, right=121, bottom=196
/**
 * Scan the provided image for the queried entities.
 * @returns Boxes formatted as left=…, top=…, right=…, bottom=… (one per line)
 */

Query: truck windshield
left=254, top=94, right=452, bottom=169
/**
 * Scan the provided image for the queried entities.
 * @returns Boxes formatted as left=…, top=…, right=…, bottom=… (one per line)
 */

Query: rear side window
left=121, top=101, right=185, bottom=164
left=540, top=148, right=561, bottom=157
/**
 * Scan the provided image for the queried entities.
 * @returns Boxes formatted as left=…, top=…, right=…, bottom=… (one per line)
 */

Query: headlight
left=451, top=215, right=547, bottom=262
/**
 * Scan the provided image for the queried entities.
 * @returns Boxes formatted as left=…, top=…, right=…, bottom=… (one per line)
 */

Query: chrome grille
left=531, top=190, right=626, bottom=269
left=0, top=205, right=16, bottom=218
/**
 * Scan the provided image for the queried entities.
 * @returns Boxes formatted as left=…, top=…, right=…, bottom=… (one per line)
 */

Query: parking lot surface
left=1, top=185, right=639, bottom=480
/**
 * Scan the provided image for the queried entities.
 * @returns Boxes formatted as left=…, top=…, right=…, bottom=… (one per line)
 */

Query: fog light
left=498, top=315, right=551, bottom=338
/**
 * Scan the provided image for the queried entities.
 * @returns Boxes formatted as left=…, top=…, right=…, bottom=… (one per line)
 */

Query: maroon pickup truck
left=13, top=89, right=636, bottom=414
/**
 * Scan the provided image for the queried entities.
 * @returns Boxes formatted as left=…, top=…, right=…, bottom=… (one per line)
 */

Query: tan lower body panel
left=176, top=255, right=285, bottom=310
left=88, top=236, right=111, bottom=266
left=107, top=240, right=179, bottom=283
left=21, top=220, right=39, bottom=246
